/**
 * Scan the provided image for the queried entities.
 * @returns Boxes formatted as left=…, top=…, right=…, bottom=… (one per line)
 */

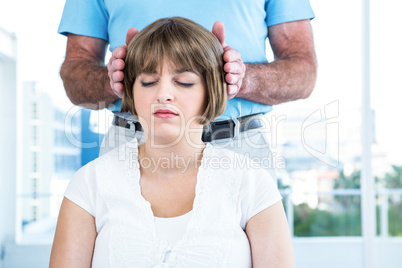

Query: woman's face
left=133, top=60, right=206, bottom=145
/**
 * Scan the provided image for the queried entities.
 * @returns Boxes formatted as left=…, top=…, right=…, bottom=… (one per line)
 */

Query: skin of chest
left=139, top=171, right=198, bottom=217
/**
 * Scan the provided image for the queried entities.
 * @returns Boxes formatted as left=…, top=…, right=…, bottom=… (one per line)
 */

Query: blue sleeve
left=266, top=0, right=315, bottom=27
left=58, top=0, right=109, bottom=41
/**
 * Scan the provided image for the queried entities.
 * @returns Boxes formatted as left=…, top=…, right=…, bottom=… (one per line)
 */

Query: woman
left=50, top=17, right=294, bottom=267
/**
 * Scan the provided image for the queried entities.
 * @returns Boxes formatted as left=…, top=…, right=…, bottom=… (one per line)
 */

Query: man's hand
left=212, top=21, right=246, bottom=99
left=108, top=23, right=246, bottom=100
left=107, top=28, right=138, bottom=98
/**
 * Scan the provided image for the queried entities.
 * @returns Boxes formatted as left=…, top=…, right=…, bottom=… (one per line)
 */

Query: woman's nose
left=156, top=81, right=174, bottom=103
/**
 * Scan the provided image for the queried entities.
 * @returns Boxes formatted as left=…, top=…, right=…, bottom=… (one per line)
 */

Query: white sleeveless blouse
left=64, top=139, right=281, bottom=267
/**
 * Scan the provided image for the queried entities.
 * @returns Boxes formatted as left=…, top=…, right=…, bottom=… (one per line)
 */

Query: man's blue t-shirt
left=58, top=0, right=314, bottom=121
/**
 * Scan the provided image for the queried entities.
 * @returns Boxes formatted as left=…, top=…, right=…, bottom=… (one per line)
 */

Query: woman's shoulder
left=97, top=139, right=138, bottom=163
left=206, top=143, right=245, bottom=160
left=77, top=139, right=139, bottom=178
left=206, top=143, right=260, bottom=172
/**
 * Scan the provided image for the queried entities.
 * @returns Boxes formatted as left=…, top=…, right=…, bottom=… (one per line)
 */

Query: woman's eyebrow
left=140, top=68, right=196, bottom=75
left=174, top=68, right=195, bottom=75
left=140, top=70, right=158, bottom=75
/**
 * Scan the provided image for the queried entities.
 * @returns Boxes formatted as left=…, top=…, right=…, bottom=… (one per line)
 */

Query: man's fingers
left=225, top=73, right=243, bottom=99
left=212, top=21, right=227, bottom=48
left=223, top=46, right=241, bottom=62
left=108, top=32, right=136, bottom=99
left=225, top=73, right=239, bottom=85
left=109, top=79, right=123, bottom=98
left=212, top=30, right=245, bottom=99
left=227, top=85, right=239, bottom=99
left=125, top=27, right=139, bottom=45
left=112, top=45, right=127, bottom=60
left=112, top=83, right=124, bottom=98
left=112, top=70, right=124, bottom=83
left=224, top=61, right=244, bottom=74
left=110, top=58, right=125, bottom=72
left=223, top=47, right=246, bottom=98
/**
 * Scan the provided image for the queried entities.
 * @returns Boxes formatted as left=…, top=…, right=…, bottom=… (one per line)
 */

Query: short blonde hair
left=121, top=17, right=227, bottom=124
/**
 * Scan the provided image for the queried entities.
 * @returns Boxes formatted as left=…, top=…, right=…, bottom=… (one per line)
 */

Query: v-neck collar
left=126, top=139, right=213, bottom=250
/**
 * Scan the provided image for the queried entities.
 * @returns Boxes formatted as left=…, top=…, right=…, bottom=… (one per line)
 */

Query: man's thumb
left=212, top=21, right=227, bottom=48
left=126, top=28, right=139, bottom=46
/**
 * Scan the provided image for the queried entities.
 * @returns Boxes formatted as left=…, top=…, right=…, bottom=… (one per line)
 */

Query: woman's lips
left=153, top=109, right=179, bottom=119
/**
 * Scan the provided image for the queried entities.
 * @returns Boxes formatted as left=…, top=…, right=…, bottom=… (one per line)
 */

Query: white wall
left=293, top=238, right=402, bottom=268
left=0, top=27, right=17, bottom=268
left=2, top=244, right=51, bottom=268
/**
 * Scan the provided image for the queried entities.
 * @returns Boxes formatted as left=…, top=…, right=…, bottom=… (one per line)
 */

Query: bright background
left=1, top=0, right=401, bottom=267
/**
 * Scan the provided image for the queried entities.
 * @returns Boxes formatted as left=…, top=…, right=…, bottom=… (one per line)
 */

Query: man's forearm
left=237, top=57, right=317, bottom=105
left=60, top=59, right=118, bottom=109
left=236, top=19, right=317, bottom=105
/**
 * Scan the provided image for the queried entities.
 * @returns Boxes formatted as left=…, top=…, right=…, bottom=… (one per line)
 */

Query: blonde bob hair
left=121, top=17, right=227, bottom=125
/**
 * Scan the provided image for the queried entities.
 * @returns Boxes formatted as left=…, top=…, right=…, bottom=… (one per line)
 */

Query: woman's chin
left=148, top=127, right=185, bottom=146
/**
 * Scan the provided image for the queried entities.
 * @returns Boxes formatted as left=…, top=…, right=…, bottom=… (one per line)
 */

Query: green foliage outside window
left=293, top=201, right=362, bottom=237
left=285, top=166, right=402, bottom=237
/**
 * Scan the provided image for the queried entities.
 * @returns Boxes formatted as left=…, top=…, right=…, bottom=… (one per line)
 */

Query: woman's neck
left=138, top=135, right=206, bottom=178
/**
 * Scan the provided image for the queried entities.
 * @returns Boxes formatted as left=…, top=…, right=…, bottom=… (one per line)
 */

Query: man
left=58, top=0, right=317, bottom=166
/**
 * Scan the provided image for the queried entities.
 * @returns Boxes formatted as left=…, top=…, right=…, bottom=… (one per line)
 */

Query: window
left=269, top=0, right=364, bottom=239
left=32, top=102, right=38, bottom=119
left=32, top=125, right=38, bottom=146
left=371, top=0, right=402, bottom=238
left=31, top=151, right=38, bottom=173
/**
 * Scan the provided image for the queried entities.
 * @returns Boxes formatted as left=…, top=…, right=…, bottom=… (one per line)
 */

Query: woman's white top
left=154, top=210, right=193, bottom=247
left=64, top=139, right=281, bottom=268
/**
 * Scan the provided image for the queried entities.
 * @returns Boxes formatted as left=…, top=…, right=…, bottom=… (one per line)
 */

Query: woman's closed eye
left=141, top=81, right=157, bottom=87
left=176, top=81, right=194, bottom=88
